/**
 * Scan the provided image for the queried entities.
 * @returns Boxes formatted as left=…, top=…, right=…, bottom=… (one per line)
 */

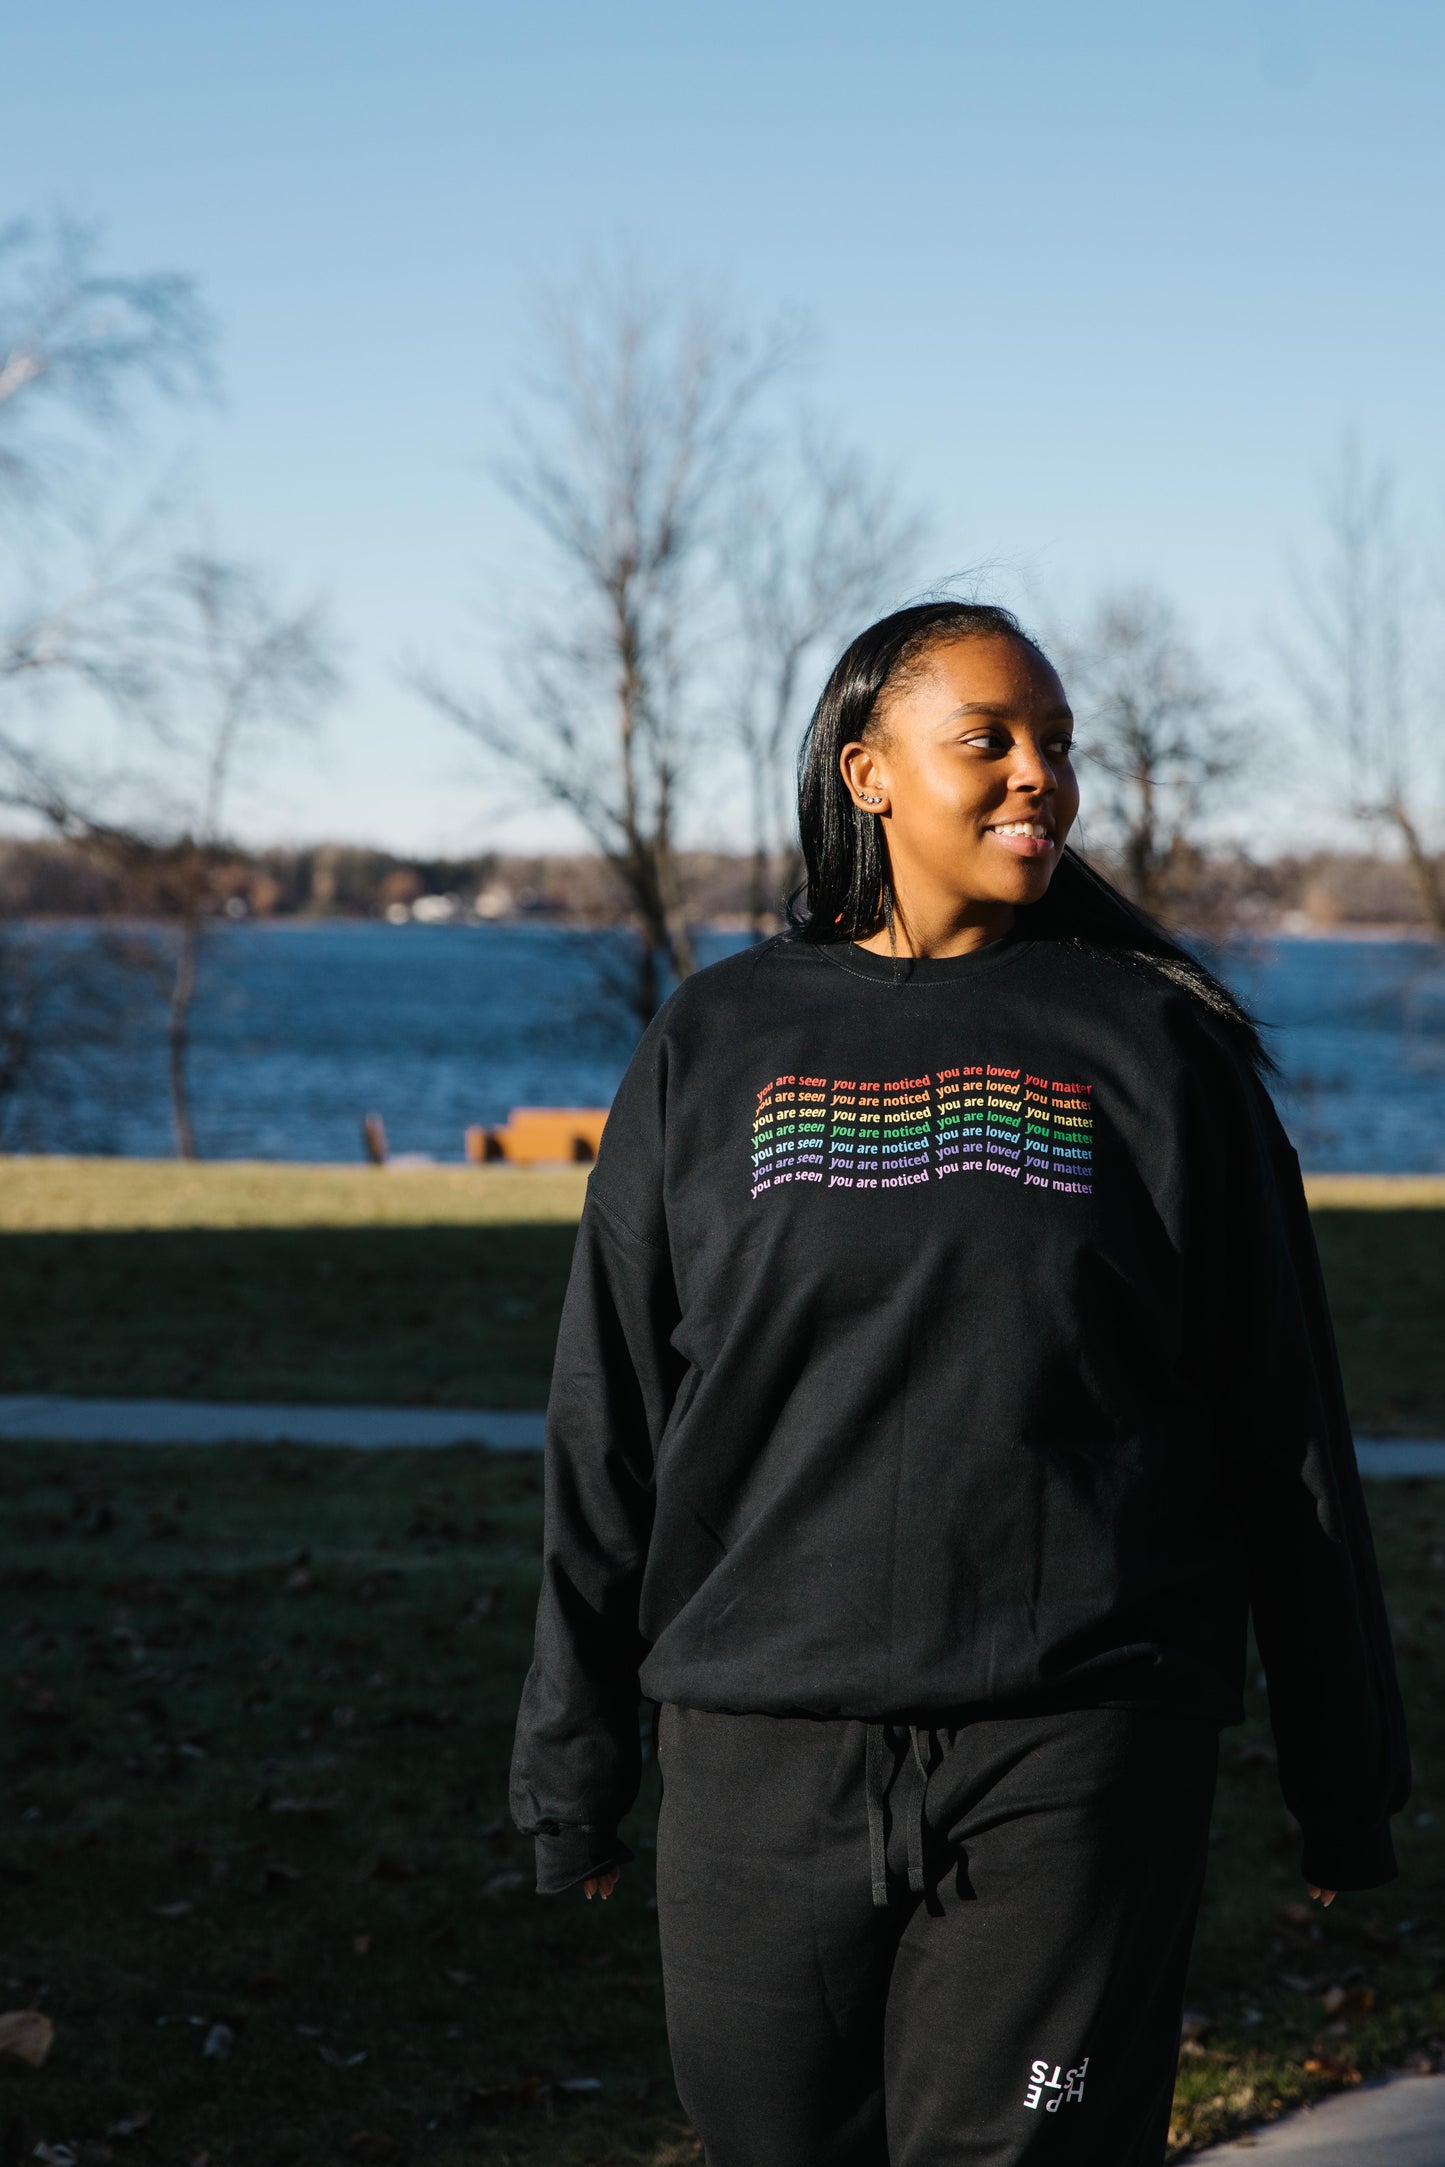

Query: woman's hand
left=1307, top=1883, right=1337, bottom=1908
left=584, top=1867, right=621, bottom=1900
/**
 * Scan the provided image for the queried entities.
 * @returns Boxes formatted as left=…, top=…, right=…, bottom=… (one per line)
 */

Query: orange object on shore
left=465, top=1107, right=609, bottom=1165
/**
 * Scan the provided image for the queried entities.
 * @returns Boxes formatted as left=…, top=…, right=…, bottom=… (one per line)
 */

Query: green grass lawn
left=0, top=1443, right=1440, bottom=2163
left=0, top=1162, right=589, bottom=1409
left=0, top=1160, right=1442, bottom=1427
left=1309, top=1207, right=1445, bottom=1435
left=0, top=1224, right=578, bottom=1408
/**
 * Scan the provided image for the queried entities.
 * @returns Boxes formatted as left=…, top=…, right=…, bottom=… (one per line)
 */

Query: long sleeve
left=509, top=1036, right=684, bottom=1894
left=1206, top=1040, right=1411, bottom=1890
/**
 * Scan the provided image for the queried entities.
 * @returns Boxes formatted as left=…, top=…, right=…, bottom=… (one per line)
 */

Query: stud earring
left=860, top=794, right=882, bottom=807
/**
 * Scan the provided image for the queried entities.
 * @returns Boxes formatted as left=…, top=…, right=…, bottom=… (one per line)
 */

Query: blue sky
left=3, top=0, right=1442, bottom=851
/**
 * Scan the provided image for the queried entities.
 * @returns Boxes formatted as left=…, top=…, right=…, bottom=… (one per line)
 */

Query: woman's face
left=840, top=634, right=1079, bottom=915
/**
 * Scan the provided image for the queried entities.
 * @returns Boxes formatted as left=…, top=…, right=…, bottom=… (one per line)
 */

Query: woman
left=510, top=600, right=1409, bottom=2165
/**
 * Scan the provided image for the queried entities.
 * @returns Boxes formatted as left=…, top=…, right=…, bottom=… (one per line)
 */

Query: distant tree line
left=0, top=832, right=1438, bottom=934
left=0, top=839, right=796, bottom=925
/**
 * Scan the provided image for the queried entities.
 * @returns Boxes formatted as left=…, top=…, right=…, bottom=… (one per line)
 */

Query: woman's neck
left=853, top=897, right=1016, bottom=961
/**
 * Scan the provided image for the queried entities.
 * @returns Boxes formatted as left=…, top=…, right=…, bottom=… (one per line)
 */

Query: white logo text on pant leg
left=1023, top=2055, right=1089, bottom=2111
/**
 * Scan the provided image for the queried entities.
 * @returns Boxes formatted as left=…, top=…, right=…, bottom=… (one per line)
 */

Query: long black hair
left=791, top=600, right=1273, bottom=1074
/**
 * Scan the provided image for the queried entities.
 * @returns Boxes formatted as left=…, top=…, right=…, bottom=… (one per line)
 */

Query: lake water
left=2, top=921, right=1442, bottom=1170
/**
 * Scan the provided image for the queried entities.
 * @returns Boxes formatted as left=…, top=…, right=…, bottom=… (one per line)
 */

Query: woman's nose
left=1010, top=744, right=1055, bottom=794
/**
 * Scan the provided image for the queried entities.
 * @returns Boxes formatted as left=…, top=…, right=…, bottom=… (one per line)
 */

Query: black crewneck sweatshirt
left=509, top=931, right=1410, bottom=1895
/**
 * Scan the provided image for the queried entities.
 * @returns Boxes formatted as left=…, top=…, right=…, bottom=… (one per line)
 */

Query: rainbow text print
left=750, top=1066, right=1095, bottom=1201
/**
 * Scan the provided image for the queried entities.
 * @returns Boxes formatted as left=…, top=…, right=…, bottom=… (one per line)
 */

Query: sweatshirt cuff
left=532, top=1825, right=634, bottom=1896
left=1299, top=1818, right=1398, bottom=1892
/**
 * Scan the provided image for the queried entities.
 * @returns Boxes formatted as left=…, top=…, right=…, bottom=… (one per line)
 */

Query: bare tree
left=1280, top=441, right=1445, bottom=938
left=0, top=215, right=208, bottom=689
left=0, top=552, right=337, bottom=1156
left=0, top=221, right=199, bottom=799
left=116, top=554, right=337, bottom=1158
left=725, top=430, right=925, bottom=935
left=412, top=268, right=789, bottom=1027
left=0, top=215, right=208, bottom=489
left=1060, top=588, right=1247, bottom=919
left=0, top=221, right=340, bottom=1155
left=0, top=493, right=179, bottom=733
left=0, top=217, right=212, bottom=1123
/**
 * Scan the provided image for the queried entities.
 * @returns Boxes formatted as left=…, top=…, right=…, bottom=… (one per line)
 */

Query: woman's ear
left=840, top=741, right=889, bottom=814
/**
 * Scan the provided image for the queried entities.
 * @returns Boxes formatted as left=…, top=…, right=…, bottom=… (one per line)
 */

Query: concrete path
left=0, top=1395, right=546, bottom=1449
left=1188, top=2070, right=1445, bottom=2161
left=1352, top=1439, right=1445, bottom=1476
left=0, top=1398, right=1439, bottom=1467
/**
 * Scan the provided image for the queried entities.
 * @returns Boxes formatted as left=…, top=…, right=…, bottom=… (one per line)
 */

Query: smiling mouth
left=985, top=819, right=1055, bottom=856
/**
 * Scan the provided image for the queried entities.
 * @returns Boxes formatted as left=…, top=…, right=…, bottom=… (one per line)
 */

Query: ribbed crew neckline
left=812, top=929, right=1028, bottom=986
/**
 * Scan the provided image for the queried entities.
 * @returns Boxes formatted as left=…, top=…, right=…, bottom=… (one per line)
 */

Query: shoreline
left=1, top=1156, right=1441, bottom=1194
left=1, top=912, right=1440, bottom=942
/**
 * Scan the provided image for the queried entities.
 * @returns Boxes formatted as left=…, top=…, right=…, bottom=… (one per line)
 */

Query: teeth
left=991, top=822, right=1051, bottom=839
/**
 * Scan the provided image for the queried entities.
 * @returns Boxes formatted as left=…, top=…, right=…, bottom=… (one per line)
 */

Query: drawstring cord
left=864, top=1720, right=937, bottom=1908
left=865, top=1722, right=890, bottom=1907
left=905, top=1724, right=931, bottom=1896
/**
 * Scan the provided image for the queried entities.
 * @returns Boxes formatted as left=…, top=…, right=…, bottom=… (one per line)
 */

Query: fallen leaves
left=258, top=1792, right=339, bottom=1822
left=342, top=2136, right=397, bottom=2163
left=1320, top=1983, right=1375, bottom=2019
left=201, top=2021, right=235, bottom=2061
left=12, top=1673, right=74, bottom=1734
left=368, top=1854, right=421, bottom=1882
left=0, top=1565, right=60, bottom=1593
left=1302, top=2051, right=1362, bottom=2083
left=463, top=2075, right=547, bottom=2119
left=462, top=2073, right=603, bottom=2120
left=106, top=2110, right=153, bottom=2140
left=404, top=1511, right=498, bottom=1547
left=257, top=1862, right=303, bottom=1895
left=0, top=2008, right=55, bottom=2065
left=284, top=1548, right=315, bottom=1594
left=480, top=1870, right=528, bottom=1898
left=356, top=1569, right=404, bottom=1602
left=376, top=1703, right=459, bottom=1731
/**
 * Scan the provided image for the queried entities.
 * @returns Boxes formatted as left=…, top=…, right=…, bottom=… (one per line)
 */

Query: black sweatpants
left=655, top=1702, right=1218, bottom=2167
